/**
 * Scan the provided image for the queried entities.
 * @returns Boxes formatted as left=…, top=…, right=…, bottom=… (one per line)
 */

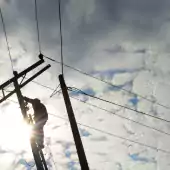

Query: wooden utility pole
left=0, top=54, right=50, bottom=170
left=59, top=74, right=89, bottom=170
left=13, top=71, right=47, bottom=170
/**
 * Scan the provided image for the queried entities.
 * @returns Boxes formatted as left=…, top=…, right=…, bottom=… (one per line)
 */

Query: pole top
left=59, top=74, right=63, bottom=78
left=13, top=71, right=18, bottom=76
left=39, top=53, right=44, bottom=60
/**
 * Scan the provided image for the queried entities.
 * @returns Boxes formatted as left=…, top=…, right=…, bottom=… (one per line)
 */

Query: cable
left=25, top=77, right=55, bottom=91
left=2, top=82, right=170, bottom=137
left=4, top=73, right=170, bottom=125
left=50, top=84, right=60, bottom=98
left=13, top=76, right=170, bottom=133
left=68, top=87, right=170, bottom=123
left=2, top=81, right=170, bottom=154
left=34, top=0, right=41, bottom=53
left=43, top=55, right=170, bottom=110
left=69, top=96, right=170, bottom=137
left=49, top=113, right=170, bottom=154
left=58, top=0, right=64, bottom=75
left=3, top=96, right=170, bottom=155
left=3, top=79, right=170, bottom=137
left=25, top=79, right=61, bottom=97
left=0, top=7, right=14, bottom=72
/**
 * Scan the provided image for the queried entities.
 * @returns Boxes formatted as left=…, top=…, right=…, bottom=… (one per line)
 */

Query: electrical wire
left=2, top=82, right=170, bottom=154
left=11, top=74, right=170, bottom=136
left=2, top=96, right=170, bottom=155
left=49, top=113, right=170, bottom=154
left=2, top=75, right=170, bottom=141
left=58, top=0, right=64, bottom=75
left=50, top=84, right=60, bottom=98
left=43, top=55, right=170, bottom=110
left=69, top=95, right=170, bottom=137
left=25, top=77, right=55, bottom=91
left=34, top=0, right=41, bottom=53
left=68, top=87, right=170, bottom=123
left=3, top=79, right=170, bottom=137
left=0, top=7, right=14, bottom=72
left=2, top=76, right=170, bottom=135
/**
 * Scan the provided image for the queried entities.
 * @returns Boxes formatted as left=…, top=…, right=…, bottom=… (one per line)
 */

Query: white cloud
left=1, top=0, right=170, bottom=169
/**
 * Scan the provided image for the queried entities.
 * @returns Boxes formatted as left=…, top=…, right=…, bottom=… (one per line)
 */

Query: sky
left=0, top=0, right=170, bottom=169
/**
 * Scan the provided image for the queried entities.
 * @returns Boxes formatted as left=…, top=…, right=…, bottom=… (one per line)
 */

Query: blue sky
left=0, top=0, right=170, bottom=169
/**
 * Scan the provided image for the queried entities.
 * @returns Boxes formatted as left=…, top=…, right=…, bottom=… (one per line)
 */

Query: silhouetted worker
left=23, top=96, right=48, bottom=149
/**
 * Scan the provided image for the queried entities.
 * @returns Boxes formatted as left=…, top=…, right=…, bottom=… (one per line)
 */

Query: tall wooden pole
left=59, top=74, right=89, bottom=170
left=13, top=71, right=45, bottom=170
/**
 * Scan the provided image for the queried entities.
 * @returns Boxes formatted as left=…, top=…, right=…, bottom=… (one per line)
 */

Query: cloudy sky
left=0, top=0, right=170, bottom=169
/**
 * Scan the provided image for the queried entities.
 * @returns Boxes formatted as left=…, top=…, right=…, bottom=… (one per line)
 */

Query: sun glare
left=0, top=104, right=33, bottom=152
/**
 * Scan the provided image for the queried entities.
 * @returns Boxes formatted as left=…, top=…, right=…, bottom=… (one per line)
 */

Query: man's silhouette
left=24, top=97, right=48, bottom=149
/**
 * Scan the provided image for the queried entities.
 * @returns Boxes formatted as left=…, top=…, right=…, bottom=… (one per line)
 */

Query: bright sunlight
left=0, top=103, right=32, bottom=152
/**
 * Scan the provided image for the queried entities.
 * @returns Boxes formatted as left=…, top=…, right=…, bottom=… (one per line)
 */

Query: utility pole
left=13, top=71, right=47, bottom=170
left=0, top=54, right=50, bottom=170
left=59, top=74, right=89, bottom=170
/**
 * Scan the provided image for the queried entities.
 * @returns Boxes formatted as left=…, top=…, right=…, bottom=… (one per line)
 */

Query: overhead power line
left=50, top=84, right=60, bottom=98
left=2, top=80, right=170, bottom=154
left=24, top=77, right=55, bottom=91
left=34, top=0, right=41, bottom=53
left=2, top=95, right=170, bottom=155
left=58, top=0, right=64, bottom=75
left=5, top=77, right=170, bottom=137
left=68, top=87, right=170, bottom=123
left=12, top=76, right=170, bottom=137
left=4, top=79, right=170, bottom=137
left=70, top=96, right=170, bottom=137
left=4, top=75, right=170, bottom=134
left=0, top=7, right=14, bottom=72
left=43, top=55, right=170, bottom=110
left=49, top=113, right=170, bottom=155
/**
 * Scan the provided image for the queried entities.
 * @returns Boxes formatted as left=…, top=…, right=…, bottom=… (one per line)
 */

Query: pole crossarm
left=0, top=64, right=51, bottom=104
left=0, top=54, right=49, bottom=170
left=0, top=54, right=44, bottom=91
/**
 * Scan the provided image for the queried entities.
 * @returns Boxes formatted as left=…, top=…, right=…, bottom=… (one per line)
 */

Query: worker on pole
left=24, top=97, right=48, bottom=149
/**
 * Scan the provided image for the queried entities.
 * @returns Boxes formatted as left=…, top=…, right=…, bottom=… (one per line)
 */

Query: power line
left=50, top=84, right=60, bottom=98
left=68, top=87, right=170, bottom=123
left=0, top=7, right=14, bottom=72
left=24, top=77, right=55, bottom=91
left=14, top=77, right=170, bottom=135
left=69, top=96, right=170, bottom=137
left=2, top=81, right=170, bottom=154
left=5, top=74, right=170, bottom=125
left=49, top=113, right=170, bottom=154
left=1, top=76, right=169, bottom=155
left=43, top=55, right=170, bottom=110
left=3, top=94, right=170, bottom=155
left=3, top=78, right=170, bottom=137
left=4, top=77, right=170, bottom=137
left=58, top=0, right=64, bottom=75
left=34, top=0, right=41, bottom=53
